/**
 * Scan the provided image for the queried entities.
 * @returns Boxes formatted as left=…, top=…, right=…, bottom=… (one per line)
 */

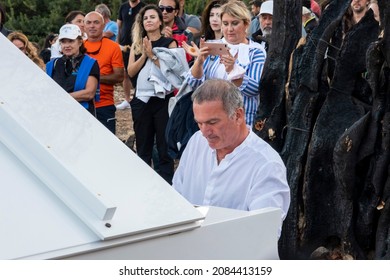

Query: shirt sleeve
left=106, top=21, right=118, bottom=37
left=111, top=43, right=125, bottom=68
left=90, top=61, right=100, bottom=81
left=172, top=132, right=194, bottom=191
left=238, top=47, right=266, bottom=97
left=248, top=159, right=290, bottom=221
left=185, top=56, right=218, bottom=89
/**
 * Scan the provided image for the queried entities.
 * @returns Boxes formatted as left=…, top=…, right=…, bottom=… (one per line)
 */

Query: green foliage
left=2, top=0, right=123, bottom=46
left=1, top=0, right=251, bottom=47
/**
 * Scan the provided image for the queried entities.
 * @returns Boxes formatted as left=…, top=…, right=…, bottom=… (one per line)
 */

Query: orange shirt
left=84, top=38, right=124, bottom=108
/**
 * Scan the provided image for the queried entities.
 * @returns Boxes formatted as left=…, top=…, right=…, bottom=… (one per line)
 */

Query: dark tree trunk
left=278, top=0, right=352, bottom=259
left=353, top=42, right=386, bottom=255
left=253, top=0, right=302, bottom=152
left=333, top=112, right=371, bottom=259
left=374, top=0, right=390, bottom=256
left=255, top=0, right=388, bottom=259
left=301, top=10, right=379, bottom=258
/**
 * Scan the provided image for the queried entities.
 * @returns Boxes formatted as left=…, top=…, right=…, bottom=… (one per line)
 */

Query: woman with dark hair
left=200, top=0, right=223, bottom=41
left=128, top=4, right=179, bottom=184
left=65, top=10, right=87, bottom=38
left=40, top=33, right=58, bottom=63
left=46, top=24, right=99, bottom=116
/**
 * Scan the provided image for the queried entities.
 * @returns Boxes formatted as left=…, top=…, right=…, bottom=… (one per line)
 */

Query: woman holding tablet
left=183, top=0, right=266, bottom=126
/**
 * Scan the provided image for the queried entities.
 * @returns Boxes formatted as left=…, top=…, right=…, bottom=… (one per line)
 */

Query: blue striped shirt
left=185, top=39, right=266, bottom=126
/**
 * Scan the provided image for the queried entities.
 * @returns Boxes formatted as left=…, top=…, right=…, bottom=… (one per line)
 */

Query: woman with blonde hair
left=8, top=31, right=45, bottom=70
left=184, top=0, right=266, bottom=126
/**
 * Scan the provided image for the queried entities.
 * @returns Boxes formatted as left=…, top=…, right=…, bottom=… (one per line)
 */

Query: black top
left=251, top=29, right=269, bottom=53
left=52, top=54, right=99, bottom=93
left=40, top=48, right=51, bottom=64
left=117, top=1, right=146, bottom=46
left=130, top=36, right=175, bottom=89
left=51, top=54, right=100, bottom=114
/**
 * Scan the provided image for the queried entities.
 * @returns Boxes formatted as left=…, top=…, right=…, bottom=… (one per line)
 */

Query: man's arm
left=103, top=22, right=118, bottom=40
left=100, top=67, right=124, bottom=85
left=116, top=19, right=122, bottom=44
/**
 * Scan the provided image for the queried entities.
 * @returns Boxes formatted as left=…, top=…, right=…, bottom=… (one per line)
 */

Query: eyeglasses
left=128, top=7, right=132, bottom=15
left=158, top=6, right=176, bottom=13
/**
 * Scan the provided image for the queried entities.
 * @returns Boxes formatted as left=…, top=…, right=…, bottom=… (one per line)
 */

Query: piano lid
left=0, top=34, right=203, bottom=259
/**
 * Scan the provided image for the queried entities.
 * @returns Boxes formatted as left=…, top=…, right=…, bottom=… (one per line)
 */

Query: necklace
left=86, top=39, right=103, bottom=55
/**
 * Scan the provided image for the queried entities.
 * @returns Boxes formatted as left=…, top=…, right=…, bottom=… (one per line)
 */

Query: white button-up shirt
left=173, top=129, right=290, bottom=221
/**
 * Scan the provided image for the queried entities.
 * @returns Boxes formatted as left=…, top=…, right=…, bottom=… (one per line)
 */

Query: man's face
left=259, top=13, right=272, bottom=36
left=84, top=12, right=104, bottom=40
left=159, top=0, right=178, bottom=25
left=251, top=4, right=260, bottom=17
left=193, top=100, right=243, bottom=151
left=351, top=0, right=369, bottom=14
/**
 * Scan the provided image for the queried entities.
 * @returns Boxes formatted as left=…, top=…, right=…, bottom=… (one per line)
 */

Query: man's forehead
left=85, top=13, right=103, bottom=22
left=193, top=100, right=225, bottom=115
left=159, top=0, right=176, bottom=5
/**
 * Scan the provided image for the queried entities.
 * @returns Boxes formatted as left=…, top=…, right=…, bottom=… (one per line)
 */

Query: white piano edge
left=17, top=207, right=281, bottom=260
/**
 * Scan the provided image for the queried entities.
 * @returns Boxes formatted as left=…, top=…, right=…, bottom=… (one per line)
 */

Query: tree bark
left=253, top=0, right=302, bottom=152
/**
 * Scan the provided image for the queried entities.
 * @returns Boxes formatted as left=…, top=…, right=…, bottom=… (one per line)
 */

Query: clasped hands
left=142, top=37, right=155, bottom=60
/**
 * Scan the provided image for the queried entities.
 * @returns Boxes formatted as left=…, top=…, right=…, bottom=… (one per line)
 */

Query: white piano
left=0, top=34, right=281, bottom=260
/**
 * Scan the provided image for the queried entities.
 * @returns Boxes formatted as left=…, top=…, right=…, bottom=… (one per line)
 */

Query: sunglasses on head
left=158, top=6, right=175, bottom=13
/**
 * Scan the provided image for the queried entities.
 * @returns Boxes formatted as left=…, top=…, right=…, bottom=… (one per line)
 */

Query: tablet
left=203, top=42, right=230, bottom=56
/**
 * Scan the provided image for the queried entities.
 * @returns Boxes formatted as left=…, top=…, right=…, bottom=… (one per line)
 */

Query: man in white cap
left=259, top=0, right=273, bottom=36
left=251, top=0, right=273, bottom=51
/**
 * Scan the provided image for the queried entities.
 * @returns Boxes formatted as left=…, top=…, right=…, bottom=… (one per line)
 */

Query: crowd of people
left=1, top=0, right=381, bottom=238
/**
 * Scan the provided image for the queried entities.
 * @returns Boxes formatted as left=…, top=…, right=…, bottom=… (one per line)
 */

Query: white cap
left=58, top=24, right=82, bottom=40
left=302, top=7, right=311, bottom=15
left=259, top=1, right=273, bottom=15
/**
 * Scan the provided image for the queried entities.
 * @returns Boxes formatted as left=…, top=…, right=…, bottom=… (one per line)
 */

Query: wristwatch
left=151, top=55, right=158, bottom=61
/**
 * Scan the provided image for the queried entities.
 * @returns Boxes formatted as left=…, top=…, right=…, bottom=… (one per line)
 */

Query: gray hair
left=95, top=4, right=111, bottom=18
left=191, top=79, right=244, bottom=117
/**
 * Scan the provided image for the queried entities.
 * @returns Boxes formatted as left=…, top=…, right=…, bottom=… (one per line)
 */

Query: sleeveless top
left=130, top=36, right=175, bottom=89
